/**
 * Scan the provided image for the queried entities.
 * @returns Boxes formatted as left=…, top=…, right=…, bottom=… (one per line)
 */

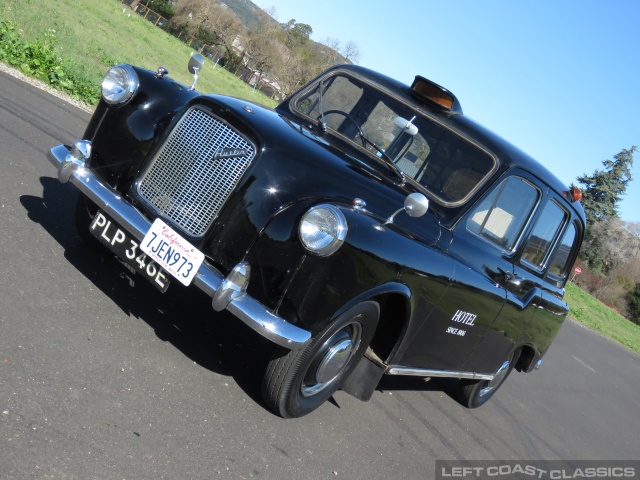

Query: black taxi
left=47, top=56, right=585, bottom=418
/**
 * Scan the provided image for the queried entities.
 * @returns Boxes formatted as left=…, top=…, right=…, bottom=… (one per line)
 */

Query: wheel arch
left=514, top=343, right=541, bottom=373
left=330, top=282, right=413, bottom=364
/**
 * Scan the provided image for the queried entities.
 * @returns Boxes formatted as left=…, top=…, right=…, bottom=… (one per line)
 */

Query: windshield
left=290, top=71, right=496, bottom=205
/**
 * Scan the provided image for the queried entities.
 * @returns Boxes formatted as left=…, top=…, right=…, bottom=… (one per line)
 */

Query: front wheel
left=262, top=301, right=379, bottom=418
left=458, top=349, right=518, bottom=408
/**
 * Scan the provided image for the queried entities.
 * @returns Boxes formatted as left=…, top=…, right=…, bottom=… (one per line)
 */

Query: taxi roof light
left=410, top=76, right=462, bottom=113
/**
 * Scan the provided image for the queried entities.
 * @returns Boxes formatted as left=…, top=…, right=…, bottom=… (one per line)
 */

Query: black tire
left=458, top=349, right=519, bottom=408
left=262, top=301, right=379, bottom=418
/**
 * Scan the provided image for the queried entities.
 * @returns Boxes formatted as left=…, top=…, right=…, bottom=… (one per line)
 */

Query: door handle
left=497, top=267, right=524, bottom=287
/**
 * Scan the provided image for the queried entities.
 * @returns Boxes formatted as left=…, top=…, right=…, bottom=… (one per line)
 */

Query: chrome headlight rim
left=299, top=204, right=348, bottom=257
left=101, top=64, right=139, bottom=106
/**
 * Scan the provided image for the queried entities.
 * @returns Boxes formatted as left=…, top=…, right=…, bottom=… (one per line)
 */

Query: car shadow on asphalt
left=22, top=176, right=463, bottom=414
left=21, top=177, right=274, bottom=407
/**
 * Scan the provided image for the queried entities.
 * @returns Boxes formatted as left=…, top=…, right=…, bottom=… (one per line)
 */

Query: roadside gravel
left=0, top=61, right=94, bottom=113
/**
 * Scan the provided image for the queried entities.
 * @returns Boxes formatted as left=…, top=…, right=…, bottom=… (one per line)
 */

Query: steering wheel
left=318, top=109, right=366, bottom=147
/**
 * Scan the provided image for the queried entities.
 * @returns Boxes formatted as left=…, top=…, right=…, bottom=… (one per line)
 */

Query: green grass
left=565, top=282, right=640, bottom=355
left=0, top=0, right=277, bottom=107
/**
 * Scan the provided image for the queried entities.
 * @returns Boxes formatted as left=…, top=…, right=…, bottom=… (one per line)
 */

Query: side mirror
left=188, top=54, right=205, bottom=91
left=381, top=192, right=430, bottom=227
left=404, top=192, right=429, bottom=218
left=188, top=53, right=204, bottom=75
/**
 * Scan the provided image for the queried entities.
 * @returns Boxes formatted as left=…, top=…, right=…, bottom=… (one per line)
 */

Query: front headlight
left=299, top=205, right=347, bottom=257
left=101, top=64, right=138, bottom=106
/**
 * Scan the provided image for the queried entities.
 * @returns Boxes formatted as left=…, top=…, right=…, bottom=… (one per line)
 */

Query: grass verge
left=565, top=282, right=640, bottom=355
left=0, top=0, right=277, bottom=107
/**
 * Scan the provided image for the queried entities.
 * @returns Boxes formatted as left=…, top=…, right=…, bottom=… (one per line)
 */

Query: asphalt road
left=1, top=68, right=639, bottom=479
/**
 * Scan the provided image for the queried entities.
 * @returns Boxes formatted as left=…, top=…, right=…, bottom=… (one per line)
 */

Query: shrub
left=146, top=0, right=175, bottom=20
left=0, top=20, right=100, bottom=104
left=628, top=283, right=640, bottom=325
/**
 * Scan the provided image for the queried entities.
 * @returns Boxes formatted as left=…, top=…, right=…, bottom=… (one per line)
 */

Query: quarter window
left=547, top=222, right=578, bottom=278
left=521, top=200, right=568, bottom=271
left=467, top=177, right=539, bottom=251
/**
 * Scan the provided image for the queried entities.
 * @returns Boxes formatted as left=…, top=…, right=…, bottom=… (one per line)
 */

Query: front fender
left=245, top=203, right=453, bottom=340
left=83, top=66, right=200, bottom=188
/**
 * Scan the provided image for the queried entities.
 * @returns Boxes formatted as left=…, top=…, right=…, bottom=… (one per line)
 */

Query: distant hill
left=222, top=0, right=278, bottom=28
left=221, top=0, right=349, bottom=66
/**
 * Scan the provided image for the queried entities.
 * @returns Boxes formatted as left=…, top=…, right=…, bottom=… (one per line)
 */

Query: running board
left=386, top=366, right=494, bottom=381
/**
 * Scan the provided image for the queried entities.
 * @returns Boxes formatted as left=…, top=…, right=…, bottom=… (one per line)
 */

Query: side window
left=521, top=200, right=568, bottom=271
left=547, top=222, right=578, bottom=278
left=467, top=177, right=539, bottom=251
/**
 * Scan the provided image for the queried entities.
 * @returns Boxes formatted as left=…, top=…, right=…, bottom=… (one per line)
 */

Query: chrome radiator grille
left=136, top=106, right=255, bottom=237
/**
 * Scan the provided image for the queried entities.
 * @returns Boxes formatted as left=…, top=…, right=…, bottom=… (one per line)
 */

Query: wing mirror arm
left=382, top=192, right=430, bottom=226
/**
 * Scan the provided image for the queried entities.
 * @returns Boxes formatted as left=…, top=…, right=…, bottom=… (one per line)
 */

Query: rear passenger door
left=461, top=183, right=582, bottom=374
left=412, top=173, right=542, bottom=372
left=514, top=196, right=583, bottom=358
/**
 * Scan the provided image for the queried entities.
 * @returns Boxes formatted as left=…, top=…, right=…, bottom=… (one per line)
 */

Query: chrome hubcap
left=479, top=358, right=511, bottom=398
left=301, top=324, right=361, bottom=398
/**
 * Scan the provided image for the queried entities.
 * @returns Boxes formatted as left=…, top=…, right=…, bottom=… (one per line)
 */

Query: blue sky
left=259, top=0, right=640, bottom=222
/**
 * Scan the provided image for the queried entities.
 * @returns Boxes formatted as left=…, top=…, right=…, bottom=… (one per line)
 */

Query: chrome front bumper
left=47, top=142, right=311, bottom=350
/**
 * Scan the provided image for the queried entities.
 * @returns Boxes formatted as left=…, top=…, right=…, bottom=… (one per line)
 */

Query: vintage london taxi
left=47, top=56, right=585, bottom=418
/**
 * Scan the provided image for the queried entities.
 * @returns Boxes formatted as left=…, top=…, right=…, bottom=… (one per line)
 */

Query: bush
left=146, top=0, right=175, bottom=19
left=628, top=283, right=640, bottom=325
left=0, top=20, right=100, bottom=104
left=573, top=260, right=603, bottom=295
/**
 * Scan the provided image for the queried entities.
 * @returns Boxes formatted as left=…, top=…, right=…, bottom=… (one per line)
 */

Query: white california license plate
left=140, top=219, right=205, bottom=287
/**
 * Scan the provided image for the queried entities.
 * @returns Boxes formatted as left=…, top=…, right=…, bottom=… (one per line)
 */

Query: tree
left=146, top=0, right=175, bottom=19
left=580, top=216, right=640, bottom=275
left=173, top=0, right=244, bottom=67
left=577, top=146, right=636, bottom=234
left=207, top=4, right=244, bottom=66
left=321, top=37, right=360, bottom=66
left=577, top=146, right=636, bottom=272
left=341, top=41, right=361, bottom=64
left=242, top=23, right=284, bottom=76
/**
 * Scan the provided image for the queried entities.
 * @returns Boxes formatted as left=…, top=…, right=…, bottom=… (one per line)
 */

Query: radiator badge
left=213, top=147, right=249, bottom=160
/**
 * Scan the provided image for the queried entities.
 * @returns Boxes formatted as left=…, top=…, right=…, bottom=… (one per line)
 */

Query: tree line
left=145, top=0, right=360, bottom=97
left=574, top=146, right=640, bottom=324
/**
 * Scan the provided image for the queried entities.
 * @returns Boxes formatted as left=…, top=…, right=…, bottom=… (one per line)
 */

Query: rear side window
left=547, top=222, right=578, bottom=278
left=467, top=177, right=539, bottom=251
left=521, top=200, right=568, bottom=271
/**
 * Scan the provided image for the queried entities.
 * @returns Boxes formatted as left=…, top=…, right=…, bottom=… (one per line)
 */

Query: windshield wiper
left=358, top=134, right=406, bottom=185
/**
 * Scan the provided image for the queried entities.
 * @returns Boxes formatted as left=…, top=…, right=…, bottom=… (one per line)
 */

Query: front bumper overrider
left=47, top=142, right=311, bottom=350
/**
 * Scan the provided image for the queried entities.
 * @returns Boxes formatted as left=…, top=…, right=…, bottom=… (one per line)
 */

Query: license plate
left=140, top=218, right=204, bottom=287
left=90, top=211, right=170, bottom=292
